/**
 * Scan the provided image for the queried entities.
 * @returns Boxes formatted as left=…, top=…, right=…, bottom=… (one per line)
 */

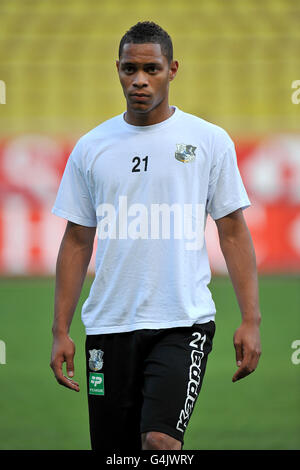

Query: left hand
left=232, top=321, right=261, bottom=382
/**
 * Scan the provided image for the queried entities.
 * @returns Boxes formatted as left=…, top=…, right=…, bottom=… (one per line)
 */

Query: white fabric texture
left=52, top=106, right=250, bottom=334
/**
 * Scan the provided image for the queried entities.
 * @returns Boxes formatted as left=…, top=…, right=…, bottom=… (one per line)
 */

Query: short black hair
left=119, top=21, right=173, bottom=64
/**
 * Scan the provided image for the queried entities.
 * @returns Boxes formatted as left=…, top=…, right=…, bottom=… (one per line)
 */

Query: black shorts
left=85, top=320, right=215, bottom=451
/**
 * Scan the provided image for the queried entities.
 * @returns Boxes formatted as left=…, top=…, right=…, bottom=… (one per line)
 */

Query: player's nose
left=132, top=71, right=148, bottom=88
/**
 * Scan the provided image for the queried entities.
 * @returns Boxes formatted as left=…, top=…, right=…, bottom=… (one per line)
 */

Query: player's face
left=116, top=43, right=178, bottom=117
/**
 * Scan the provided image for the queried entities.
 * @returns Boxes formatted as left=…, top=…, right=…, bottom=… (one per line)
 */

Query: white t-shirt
left=52, top=106, right=250, bottom=334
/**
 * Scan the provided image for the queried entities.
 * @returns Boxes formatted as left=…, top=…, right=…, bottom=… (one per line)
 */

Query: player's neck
left=124, top=100, right=174, bottom=127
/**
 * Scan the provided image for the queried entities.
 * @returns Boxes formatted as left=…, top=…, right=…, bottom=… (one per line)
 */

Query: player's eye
left=146, top=66, right=157, bottom=73
left=123, top=65, right=135, bottom=73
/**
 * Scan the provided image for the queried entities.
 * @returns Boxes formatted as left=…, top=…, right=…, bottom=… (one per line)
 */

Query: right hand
left=50, top=334, right=80, bottom=392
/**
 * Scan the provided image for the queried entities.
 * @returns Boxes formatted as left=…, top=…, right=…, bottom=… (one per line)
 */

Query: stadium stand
left=0, top=0, right=299, bottom=136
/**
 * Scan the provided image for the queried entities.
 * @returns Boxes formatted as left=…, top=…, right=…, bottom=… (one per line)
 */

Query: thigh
left=85, top=332, right=144, bottom=451
left=140, top=321, right=216, bottom=447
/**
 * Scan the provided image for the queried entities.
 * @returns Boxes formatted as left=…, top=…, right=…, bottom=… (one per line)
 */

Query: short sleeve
left=206, top=143, right=251, bottom=220
left=51, top=139, right=97, bottom=227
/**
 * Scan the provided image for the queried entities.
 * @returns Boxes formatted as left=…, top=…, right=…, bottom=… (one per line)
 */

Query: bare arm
left=215, top=209, right=262, bottom=382
left=50, top=221, right=96, bottom=391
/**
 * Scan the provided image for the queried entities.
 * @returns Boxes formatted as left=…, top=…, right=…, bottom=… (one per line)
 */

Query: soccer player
left=50, top=21, right=261, bottom=451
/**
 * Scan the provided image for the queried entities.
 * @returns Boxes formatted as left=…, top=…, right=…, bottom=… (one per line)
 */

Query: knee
left=142, top=431, right=182, bottom=450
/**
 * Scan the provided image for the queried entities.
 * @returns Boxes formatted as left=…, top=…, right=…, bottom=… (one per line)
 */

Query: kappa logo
left=89, top=349, right=104, bottom=371
left=175, top=143, right=197, bottom=163
left=176, top=332, right=206, bottom=433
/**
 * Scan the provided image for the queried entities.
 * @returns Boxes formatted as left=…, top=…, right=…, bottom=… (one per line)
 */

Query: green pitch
left=0, top=276, right=299, bottom=450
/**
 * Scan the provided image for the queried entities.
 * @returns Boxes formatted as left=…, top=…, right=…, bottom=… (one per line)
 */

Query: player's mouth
left=130, top=93, right=151, bottom=102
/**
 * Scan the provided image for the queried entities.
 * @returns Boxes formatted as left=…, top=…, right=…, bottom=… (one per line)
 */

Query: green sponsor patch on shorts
left=89, top=372, right=104, bottom=396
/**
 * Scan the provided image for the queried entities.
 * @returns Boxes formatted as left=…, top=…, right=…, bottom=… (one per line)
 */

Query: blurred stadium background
left=0, top=0, right=299, bottom=450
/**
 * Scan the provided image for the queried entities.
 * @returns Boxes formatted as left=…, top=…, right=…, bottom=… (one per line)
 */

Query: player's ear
left=169, top=60, right=178, bottom=81
left=116, top=60, right=120, bottom=72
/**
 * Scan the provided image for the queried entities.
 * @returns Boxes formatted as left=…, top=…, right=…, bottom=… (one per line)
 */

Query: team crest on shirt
left=89, top=349, right=104, bottom=371
left=175, top=143, right=197, bottom=163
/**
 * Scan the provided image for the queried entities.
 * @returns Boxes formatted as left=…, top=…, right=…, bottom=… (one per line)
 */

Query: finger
left=232, top=352, right=256, bottom=382
left=232, top=364, right=253, bottom=382
left=247, top=348, right=261, bottom=372
left=61, top=375, right=80, bottom=391
left=57, top=371, right=80, bottom=391
left=66, top=355, right=75, bottom=378
left=234, top=341, right=243, bottom=367
left=51, top=359, right=80, bottom=391
left=242, top=346, right=261, bottom=372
